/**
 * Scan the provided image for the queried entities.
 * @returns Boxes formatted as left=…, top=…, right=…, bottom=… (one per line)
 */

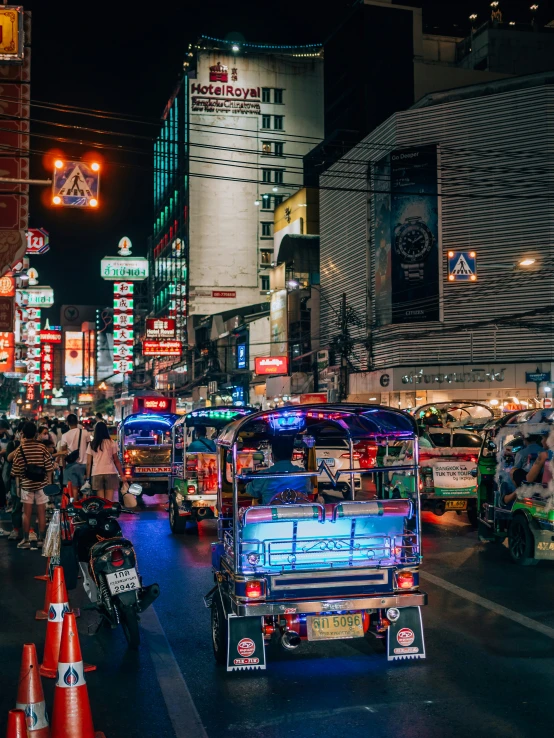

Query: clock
left=394, top=216, right=435, bottom=281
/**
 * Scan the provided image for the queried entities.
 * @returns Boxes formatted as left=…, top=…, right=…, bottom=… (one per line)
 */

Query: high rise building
left=147, top=36, right=323, bottom=389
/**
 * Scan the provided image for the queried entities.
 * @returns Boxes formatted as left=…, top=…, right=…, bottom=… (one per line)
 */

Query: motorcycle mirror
left=128, top=483, right=142, bottom=496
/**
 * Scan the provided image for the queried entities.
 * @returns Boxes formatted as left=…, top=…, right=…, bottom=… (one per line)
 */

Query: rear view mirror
left=470, top=468, right=478, bottom=478
left=128, top=483, right=142, bottom=496
left=487, top=441, right=497, bottom=452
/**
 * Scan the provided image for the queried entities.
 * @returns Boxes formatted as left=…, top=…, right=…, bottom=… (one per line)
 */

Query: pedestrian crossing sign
left=448, top=251, right=477, bottom=282
left=52, top=160, right=100, bottom=208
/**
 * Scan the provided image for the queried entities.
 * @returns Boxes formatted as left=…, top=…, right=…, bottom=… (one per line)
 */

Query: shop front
left=348, top=363, right=554, bottom=413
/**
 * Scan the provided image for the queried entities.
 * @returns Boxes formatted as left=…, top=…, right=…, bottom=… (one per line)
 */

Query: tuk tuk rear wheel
left=467, top=502, right=478, bottom=528
left=508, top=516, right=538, bottom=566
left=169, top=499, right=186, bottom=534
left=211, top=592, right=228, bottom=665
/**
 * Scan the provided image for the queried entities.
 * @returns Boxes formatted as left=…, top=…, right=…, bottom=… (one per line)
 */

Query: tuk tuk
left=386, top=401, right=491, bottom=525
left=205, top=404, right=427, bottom=671
left=119, top=412, right=179, bottom=497
left=168, top=406, right=254, bottom=533
left=476, top=409, right=554, bottom=565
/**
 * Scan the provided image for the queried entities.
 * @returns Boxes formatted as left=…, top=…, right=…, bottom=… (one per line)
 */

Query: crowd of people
left=0, top=411, right=124, bottom=550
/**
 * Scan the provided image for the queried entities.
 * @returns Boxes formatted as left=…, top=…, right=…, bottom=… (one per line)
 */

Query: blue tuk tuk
left=205, top=404, right=427, bottom=671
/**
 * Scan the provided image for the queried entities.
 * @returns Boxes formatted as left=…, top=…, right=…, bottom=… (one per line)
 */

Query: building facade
left=319, top=73, right=554, bottom=411
left=147, top=37, right=323, bottom=391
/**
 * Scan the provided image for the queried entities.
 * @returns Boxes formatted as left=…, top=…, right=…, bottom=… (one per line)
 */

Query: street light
left=518, top=258, right=536, bottom=267
left=232, top=44, right=240, bottom=52
left=91, top=162, right=100, bottom=172
left=52, top=196, right=61, bottom=205
left=54, top=159, right=64, bottom=169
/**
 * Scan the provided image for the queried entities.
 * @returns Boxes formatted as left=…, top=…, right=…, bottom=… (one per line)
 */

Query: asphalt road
left=1, top=507, right=554, bottom=738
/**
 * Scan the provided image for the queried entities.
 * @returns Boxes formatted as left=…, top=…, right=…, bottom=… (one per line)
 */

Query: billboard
left=146, top=318, right=176, bottom=339
left=374, top=145, right=440, bottom=324
left=64, top=331, right=83, bottom=386
left=269, top=289, right=287, bottom=356
left=143, top=340, right=182, bottom=356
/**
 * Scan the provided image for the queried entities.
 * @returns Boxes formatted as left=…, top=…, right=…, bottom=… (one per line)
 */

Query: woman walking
left=86, top=421, right=124, bottom=502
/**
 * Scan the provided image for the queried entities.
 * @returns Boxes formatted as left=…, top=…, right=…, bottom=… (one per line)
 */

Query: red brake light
left=245, top=580, right=264, bottom=599
left=111, top=549, right=125, bottom=567
left=187, top=485, right=196, bottom=494
left=123, top=452, right=130, bottom=463
left=124, top=467, right=132, bottom=477
left=396, top=571, right=415, bottom=589
left=340, top=452, right=362, bottom=459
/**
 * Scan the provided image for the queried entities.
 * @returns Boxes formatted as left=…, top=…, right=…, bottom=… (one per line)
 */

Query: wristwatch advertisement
left=393, top=216, right=435, bottom=282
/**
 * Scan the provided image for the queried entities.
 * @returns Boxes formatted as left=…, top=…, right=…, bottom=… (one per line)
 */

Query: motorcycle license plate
left=445, top=500, right=467, bottom=511
left=106, top=568, right=140, bottom=595
left=307, top=613, right=364, bottom=641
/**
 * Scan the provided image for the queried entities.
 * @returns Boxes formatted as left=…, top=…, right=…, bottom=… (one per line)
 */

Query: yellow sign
left=0, top=7, right=23, bottom=60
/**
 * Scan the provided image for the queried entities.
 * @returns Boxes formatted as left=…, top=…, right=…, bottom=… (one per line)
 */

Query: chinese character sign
left=113, top=281, right=133, bottom=374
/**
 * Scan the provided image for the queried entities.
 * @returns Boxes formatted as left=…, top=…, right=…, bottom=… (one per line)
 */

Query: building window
left=274, top=142, right=284, bottom=157
left=262, top=115, right=271, bottom=129
left=261, top=275, right=270, bottom=291
left=274, top=88, right=283, bottom=104
left=274, top=115, right=284, bottom=130
left=262, top=88, right=271, bottom=103
left=260, top=249, right=273, bottom=264
left=262, top=169, right=272, bottom=183
left=261, top=141, right=272, bottom=155
left=261, top=194, right=272, bottom=210
left=273, top=194, right=284, bottom=207
left=261, top=222, right=273, bottom=237
left=274, top=169, right=284, bottom=184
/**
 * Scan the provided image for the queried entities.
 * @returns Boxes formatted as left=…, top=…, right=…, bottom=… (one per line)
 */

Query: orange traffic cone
left=40, top=567, right=91, bottom=679
left=15, top=643, right=50, bottom=737
left=35, top=558, right=50, bottom=582
left=36, top=574, right=52, bottom=621
left=5, top=709, right=27, bottom=738
left=50, top=611, right=105, bottom=738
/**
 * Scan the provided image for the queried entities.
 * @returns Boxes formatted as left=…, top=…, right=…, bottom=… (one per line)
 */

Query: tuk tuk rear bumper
left=230, top=591, right=427, bottom=617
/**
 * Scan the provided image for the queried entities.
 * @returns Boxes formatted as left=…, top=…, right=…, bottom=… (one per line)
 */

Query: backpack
left=18, top=446, right=47, bottom=483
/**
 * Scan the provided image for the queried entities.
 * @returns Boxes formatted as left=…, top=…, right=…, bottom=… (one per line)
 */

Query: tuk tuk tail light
left=395, top=571, right=415, bottom=590
left=187, top=485, right=196, bottom=495
left=245, top=580, right=264, bottom=599
left=125, top=467, right=132, bottom=477
left=124, top=452, right=130, bottom=463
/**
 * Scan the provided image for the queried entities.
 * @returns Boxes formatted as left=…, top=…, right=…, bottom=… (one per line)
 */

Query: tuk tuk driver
left=246, top=435, right=312, bottom=506
left=188, top=425, right=216, bottom=453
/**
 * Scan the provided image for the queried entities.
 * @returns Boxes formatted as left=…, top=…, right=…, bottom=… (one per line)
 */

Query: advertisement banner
left=64, top=331, right=83, bottom=386
left=374, top=145, right=440, bottom=324
left=269, top=289, right=287, bottom=356
left=0, top=331, right=14, bottom=373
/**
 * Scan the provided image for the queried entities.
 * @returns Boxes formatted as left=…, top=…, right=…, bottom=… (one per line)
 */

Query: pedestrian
left=58, top=413, right=90, bottom=491
left=10, top=421, right=54, bottom=549
left=85, top=421, right=124, bottom=502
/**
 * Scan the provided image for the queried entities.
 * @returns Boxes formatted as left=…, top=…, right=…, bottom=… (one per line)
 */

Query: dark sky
left=21, top=0, right=554, bottom=322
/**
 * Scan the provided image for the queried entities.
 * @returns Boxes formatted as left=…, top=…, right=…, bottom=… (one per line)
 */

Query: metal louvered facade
left=320, top=78, right=554, bottom=384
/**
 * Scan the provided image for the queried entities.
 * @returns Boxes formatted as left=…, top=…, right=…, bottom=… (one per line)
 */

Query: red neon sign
left=143, top=340, right=182, bottom=356
left=132, top=396, right=177, bottom=414
left=39, top=330, right=62, bottom=344
left=255, top=356, right=288, bottom=375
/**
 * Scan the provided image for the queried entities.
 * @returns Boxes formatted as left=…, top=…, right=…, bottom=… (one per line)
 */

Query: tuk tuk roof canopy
left=121, top=413, right=179, bottom=429
left=173, top=405, right=255, bottom=430
left=217, top=404, right=418, bottom=446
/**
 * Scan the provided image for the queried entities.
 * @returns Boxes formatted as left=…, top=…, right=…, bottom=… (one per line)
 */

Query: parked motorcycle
left=66, top=488, right=160, bottom=649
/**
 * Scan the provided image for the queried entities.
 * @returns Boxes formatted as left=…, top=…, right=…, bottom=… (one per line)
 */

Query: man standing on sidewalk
left=10, top=421, right=54, bottom=550
left=58, top=413, right=90, bottom=492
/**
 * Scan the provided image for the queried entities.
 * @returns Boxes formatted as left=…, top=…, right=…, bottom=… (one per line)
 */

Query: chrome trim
left=231, top=591, right=427, bottom=617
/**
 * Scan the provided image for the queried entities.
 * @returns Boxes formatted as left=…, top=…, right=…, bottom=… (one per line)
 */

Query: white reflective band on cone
left=47, top=602, right=69, bottom=623
left=55, top=661, right=86, bottom=688
left=15, top=700, right=49, bottom=731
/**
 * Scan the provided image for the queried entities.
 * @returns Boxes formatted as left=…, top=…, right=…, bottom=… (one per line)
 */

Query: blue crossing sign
left=52, top=160, right=100, bottom=208
left=448, top=251, right=476, bottom=282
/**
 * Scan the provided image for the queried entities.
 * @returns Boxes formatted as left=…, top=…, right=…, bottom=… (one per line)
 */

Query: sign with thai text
left=255, top=356, right=288, bottom=375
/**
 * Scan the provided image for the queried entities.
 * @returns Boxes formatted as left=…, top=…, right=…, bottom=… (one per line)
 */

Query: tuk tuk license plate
left=307, top=613, right=364, bottom=641
left=445, top=500, right=467, bottom=511
left=106, top=568, right=140, bottom=595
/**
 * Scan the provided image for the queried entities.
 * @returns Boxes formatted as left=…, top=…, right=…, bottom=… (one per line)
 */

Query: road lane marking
left=421, top=570, right=554, bottom=640
left=141, top=606, right=208, bottom=738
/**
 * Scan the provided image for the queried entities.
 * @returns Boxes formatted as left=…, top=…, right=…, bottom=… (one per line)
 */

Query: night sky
left=21, top=0, right=554, bottom=322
